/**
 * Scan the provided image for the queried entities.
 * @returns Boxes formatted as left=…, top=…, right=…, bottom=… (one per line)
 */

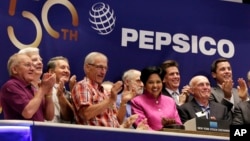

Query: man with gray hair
left=116, top=69, right=144, bottom=122
left=71, top=52, right=123, bottom=127
left=0, top=53, right=55, bottom=121
left=18, top=47, right=43, bottom=89
left=178, top=75, right=231, bottom=124
left=71, top=52, right=147, bottom=129
left=46, top=56, right=76, bottom=123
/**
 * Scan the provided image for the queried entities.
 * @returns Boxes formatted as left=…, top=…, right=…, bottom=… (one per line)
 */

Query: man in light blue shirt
left=116, top=69, right=144, bottom=122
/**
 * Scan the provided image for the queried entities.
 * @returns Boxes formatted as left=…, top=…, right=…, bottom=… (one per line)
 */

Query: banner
left=0, top=0, right=250, bottom=89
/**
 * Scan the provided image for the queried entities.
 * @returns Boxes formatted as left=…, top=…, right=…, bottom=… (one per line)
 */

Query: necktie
left=201, top=106, right=210, bottom=119
left=205, top=108, right=210, bottom=119
left=172, top=92, right=179, bottom=104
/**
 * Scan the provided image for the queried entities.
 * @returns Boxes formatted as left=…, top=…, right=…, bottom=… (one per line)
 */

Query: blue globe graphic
left=89, top=2, right=116, bottom=35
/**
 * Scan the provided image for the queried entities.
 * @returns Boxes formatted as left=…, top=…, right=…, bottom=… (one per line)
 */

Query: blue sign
left=0, top=0, right=250, bottom=89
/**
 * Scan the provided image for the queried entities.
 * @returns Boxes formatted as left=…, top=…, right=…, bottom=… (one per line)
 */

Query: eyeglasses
left=88, top=64, right=108, bottom=71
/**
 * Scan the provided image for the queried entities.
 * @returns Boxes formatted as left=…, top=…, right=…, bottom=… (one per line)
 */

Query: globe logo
left=89, top=2, right=116, bottom=35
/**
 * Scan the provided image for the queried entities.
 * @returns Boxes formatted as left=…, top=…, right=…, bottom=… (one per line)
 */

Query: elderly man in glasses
left=71, top=52, right=148, bottom=129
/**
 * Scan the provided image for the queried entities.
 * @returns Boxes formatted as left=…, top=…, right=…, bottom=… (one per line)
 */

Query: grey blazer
left=232, top=100, right=250, bottom=125
left=178, top=98, right=232, bottom=124
left=210, top=85, right=240, bottom=112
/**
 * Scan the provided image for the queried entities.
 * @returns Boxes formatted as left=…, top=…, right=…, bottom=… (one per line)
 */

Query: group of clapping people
left=0, top=48, right=249, bottom=132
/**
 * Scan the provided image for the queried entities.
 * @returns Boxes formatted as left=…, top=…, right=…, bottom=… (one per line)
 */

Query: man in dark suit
left=178, top=75, right=231, bottom=124
left=209, top=58, right=248, bottom=112
left=160, top=60, right=191, bottom=106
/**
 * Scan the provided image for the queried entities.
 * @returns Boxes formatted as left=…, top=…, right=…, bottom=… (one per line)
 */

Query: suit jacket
left=210, top=85, right=240, bottom=112
left=232, top=100, right=250, bottom=125
left=162, top=88, right=172, bottom=97
left=178, top=98, right=232, bottom=124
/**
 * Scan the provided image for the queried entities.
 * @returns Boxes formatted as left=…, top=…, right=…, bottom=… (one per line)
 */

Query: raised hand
left=110, top=81, right=123, bottom=102
left=40, top=73, right=56, bottom=95
left=237, top=78, right=248, bottom=101
left=179, top=94, right=188, bottom=105
left=69, top=75, right=77, bottom=92
left=179, top=85, right=191, bottom=105
left=57, top=79, right=65, bottom=97
left=222, top=79, right=234, bottom=99
left=121, top=84, right=137, bottom=103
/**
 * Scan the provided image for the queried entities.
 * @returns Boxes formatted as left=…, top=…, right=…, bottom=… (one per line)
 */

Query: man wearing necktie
left=161, top=60, right=191, bottom=106
left=172, top=91, right=179, bottom=104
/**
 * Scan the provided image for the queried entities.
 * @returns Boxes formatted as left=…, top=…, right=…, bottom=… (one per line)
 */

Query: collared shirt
left=46, top=84, right=73, bottom=123
left=131, top=91, right=182, bottom=130
left=71, top=77, right=120, bottom=127
left=0, top=76, right=45, bottom=121
left=46, top=84, right=61, bottom=123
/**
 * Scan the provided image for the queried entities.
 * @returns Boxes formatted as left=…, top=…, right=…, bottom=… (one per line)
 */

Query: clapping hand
left=110, top=81, right=123, bottom=102
left=121, top=84, right=137, bottom=103
left=69, top=75, right=77, bottom=92
left=221, top=79, right=234, bottom=99
left=237, top=78, right=248, bottom=101
left=57, top=79, right=65, bottom=97
left=40, top=73, right=56, bottom=94
left=179, top=85, right=191, bottom=105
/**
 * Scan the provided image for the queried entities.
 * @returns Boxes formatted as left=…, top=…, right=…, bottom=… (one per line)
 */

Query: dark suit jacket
left=210, top=85, right=240, bottom=112
left=162, top=88, right=172, bottom=97
left=178, top=98, right=232, bottom=124
left=232, top=100, right=250, bottom=125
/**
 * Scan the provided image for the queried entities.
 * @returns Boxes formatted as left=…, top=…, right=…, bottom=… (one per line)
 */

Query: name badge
left=195, top=111, right=206, bottom=117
